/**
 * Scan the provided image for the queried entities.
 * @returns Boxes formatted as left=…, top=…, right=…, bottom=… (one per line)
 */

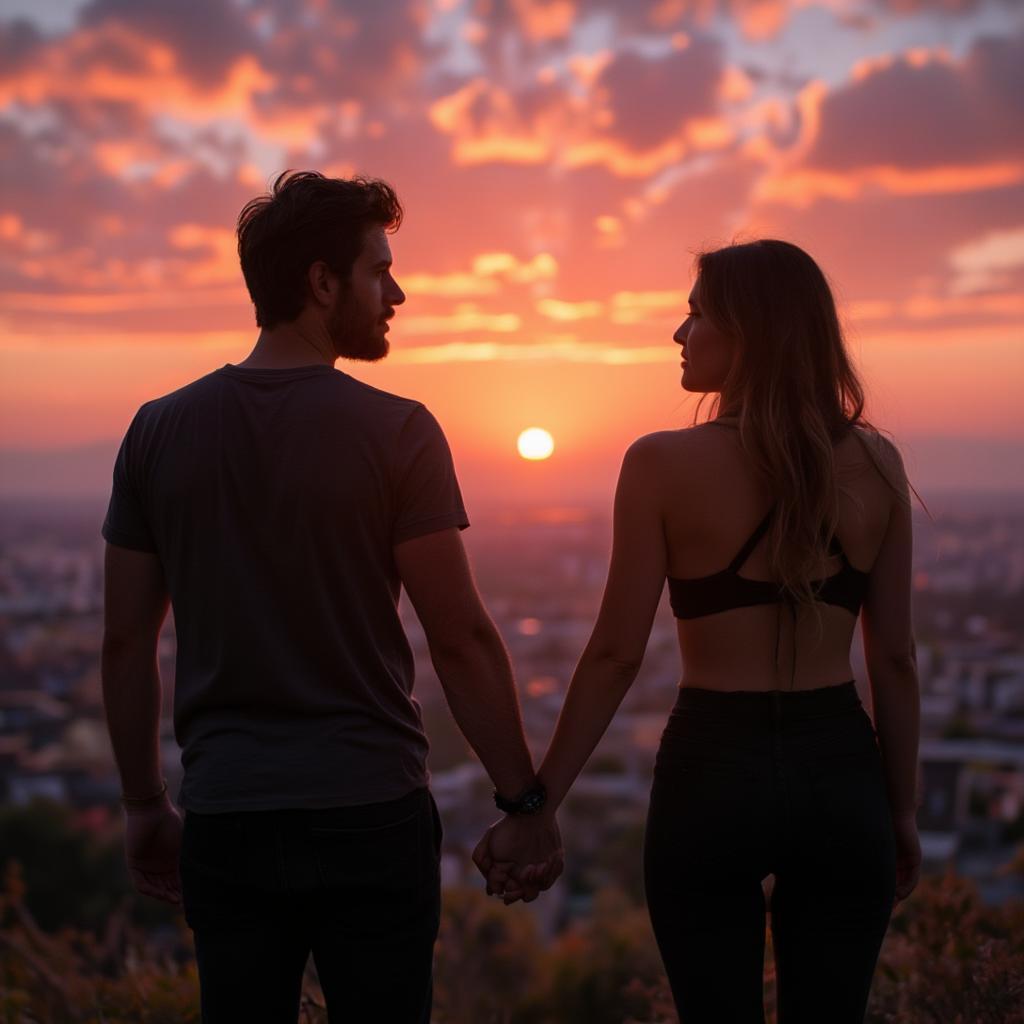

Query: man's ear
left=307, top=260, right=338, bottom=309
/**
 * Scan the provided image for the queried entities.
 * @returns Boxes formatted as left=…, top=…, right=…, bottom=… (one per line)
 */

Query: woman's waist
left=665, top=678, right=871, bottom=733
left=676, top=618, right=857, bottom=685
left=676, top=677, right=861, bottom=708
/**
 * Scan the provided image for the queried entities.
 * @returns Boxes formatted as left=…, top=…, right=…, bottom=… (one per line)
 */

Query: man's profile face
left=329, top=226, right=406, bottom=361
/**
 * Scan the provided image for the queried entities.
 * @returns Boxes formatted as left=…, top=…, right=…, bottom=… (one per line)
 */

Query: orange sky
left=1, top=0, right=1022, bottom=497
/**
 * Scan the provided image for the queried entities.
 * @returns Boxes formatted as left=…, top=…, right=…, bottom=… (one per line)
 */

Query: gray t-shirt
left=102, top=363, right=469, bottom=812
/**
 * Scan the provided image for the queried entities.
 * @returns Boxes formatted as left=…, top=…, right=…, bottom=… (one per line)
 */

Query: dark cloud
left=72, top=0, right=433, bottom=109
left=971, top=28, right=1024, bottom=111
left=79, top=0, right=256, bottom=86
left=247, top=0, right=436, bottom=103
left=0, top=17, right=44, bottom=73
left=868, top=0, right=987, bottom=13
left=597, top=38, right=724, bottom=151
left=806, top=30, right=1024, bottom=171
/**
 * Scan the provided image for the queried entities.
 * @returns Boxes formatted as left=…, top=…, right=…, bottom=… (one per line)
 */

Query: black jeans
left=180, top=786, right=442, bottom=1023
left=643, top=681, right=896, bottom=1024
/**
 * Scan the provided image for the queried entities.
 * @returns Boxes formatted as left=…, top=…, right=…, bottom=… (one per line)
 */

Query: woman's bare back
left=652, top=422, right=900, bottom=692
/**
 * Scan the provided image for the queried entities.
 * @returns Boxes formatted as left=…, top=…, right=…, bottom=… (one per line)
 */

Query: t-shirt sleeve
left=101, top=411, right=157, bottom=552
left=392, top=404, right=470, bottom=545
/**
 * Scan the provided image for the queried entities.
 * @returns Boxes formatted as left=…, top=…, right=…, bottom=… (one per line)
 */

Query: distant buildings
left=2, top=496, right=1023, bottom=909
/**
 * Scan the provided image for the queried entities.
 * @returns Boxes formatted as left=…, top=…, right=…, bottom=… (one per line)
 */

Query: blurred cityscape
left=1, top=489, right=1023, bottom=944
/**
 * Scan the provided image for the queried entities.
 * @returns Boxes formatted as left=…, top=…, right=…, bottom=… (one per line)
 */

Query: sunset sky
left=1, top=0, right=1022, bottom=505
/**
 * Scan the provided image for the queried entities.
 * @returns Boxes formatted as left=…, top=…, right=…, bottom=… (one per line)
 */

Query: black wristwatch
left=494, top=781, right=548, bottom=815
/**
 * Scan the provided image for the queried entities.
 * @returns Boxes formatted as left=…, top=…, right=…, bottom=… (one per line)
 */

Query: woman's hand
left=891, top=812, right=921, bottom=905
left=472, top=814, right=564, bottom=904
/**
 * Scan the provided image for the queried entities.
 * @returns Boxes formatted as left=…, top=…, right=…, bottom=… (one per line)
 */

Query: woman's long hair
left=693, top=239, right=911, bottom=609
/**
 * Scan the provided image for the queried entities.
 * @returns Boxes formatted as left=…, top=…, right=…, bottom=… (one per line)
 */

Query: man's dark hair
left=236, top=170, right=403, bottom=329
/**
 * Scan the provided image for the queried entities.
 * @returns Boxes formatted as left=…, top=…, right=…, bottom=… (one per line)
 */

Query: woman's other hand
left=891, top=812, right=921, bottom=905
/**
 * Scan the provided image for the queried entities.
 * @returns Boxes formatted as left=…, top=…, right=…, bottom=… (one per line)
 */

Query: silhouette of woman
left=509, top=240, right=922, bottom=1022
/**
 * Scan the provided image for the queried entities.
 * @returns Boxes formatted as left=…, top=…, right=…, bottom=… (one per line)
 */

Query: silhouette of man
left=101, top=170, right=561, bottom=1023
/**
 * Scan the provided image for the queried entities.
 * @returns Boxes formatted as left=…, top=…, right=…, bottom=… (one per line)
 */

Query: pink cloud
left=427, top=36, right=727, bottom=175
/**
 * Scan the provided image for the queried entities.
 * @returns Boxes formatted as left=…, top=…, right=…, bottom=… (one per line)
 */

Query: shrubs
left=2, top=802, right=1023, bottom=1023
left=868, top=869, right=1024, bottom=1024
left=0, top=861, right=199, bottom=1023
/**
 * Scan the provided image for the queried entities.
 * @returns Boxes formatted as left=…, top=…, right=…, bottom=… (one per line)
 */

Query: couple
left=101, top=171, right=922, bottom=1024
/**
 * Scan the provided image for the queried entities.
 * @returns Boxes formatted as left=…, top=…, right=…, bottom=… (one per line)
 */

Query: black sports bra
left=667, top=505, right=869, bottom=620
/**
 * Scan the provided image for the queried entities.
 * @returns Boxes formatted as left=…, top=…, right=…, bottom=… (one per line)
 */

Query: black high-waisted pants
left=643, top=680, right=896, bottom=1024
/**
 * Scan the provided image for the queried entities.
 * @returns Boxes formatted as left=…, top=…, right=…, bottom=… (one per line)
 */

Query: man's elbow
left=102, top=629, right=159, bottom=661
left=425, top=612, right=501, bottom=664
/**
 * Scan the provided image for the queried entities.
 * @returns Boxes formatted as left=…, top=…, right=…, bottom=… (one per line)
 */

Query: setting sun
left=517, top=428, right=555, bottom=461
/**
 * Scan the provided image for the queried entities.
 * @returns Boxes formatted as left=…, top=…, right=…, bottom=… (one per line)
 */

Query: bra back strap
left=824, top=526, right=851, bottom=565
left=727, top=506, right=775, bottom=574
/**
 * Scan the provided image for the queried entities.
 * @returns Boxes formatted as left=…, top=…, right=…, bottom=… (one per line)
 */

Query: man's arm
left=102, top=543, right=182, bottom=905
left=394, top=528, right=536, bottom=801
left=394, top=527, right=561, bottom=898
left=102, top=544, right=168, bottom=797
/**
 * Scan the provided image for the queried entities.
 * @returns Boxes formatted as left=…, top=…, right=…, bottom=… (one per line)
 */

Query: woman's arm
left=859, top=437, right=921, bottom=820
left=475, top=435, right=669, bottom=901
left=860, top=436, right=922, bottom=904
left=536, top=435, right=669, bottom=815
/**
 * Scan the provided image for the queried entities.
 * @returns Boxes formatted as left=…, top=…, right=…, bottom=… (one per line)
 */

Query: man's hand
left=124, top=795, right=183, bottom=906
left=472, top=814, right=563, bottom=905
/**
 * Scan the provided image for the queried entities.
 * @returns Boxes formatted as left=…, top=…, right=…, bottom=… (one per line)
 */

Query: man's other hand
left=472, top=814, right=563, bottom=905
left=124, top=796, right=184, bottom=906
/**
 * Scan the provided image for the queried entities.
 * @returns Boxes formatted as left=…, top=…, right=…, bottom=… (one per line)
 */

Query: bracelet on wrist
left=120, top=779, right=168, bottom=808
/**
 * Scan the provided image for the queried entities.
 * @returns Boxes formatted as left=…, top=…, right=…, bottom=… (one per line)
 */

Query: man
left=101, top=170, right=561, bottom=1023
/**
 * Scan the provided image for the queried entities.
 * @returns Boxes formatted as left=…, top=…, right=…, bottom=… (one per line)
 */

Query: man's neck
left=237, top=322, right=336, bottom=369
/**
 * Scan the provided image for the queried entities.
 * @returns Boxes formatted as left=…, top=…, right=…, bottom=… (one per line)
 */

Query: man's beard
left=329, top=302, right=389, bottom=362
left=340, top=333, right=389, bottom=362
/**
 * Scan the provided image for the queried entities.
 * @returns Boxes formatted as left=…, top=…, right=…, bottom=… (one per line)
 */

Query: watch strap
left=494, top=781, right=547, bottom=815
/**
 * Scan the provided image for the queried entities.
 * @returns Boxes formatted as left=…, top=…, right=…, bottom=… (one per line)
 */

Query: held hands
left=123, top=794, right=184, bottom=906
left=472, top=813, right=564, bottom=905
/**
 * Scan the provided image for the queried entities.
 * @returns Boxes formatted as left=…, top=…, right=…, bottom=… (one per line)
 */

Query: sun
left=517, top=427, right=555, bottom=461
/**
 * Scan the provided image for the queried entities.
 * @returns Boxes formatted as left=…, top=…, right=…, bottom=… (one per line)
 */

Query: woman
left=478, top=239, right=923, bottom=1023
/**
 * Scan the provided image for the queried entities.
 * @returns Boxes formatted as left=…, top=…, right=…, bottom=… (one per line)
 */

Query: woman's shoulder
left=621, top=426, right=736, bottom=499
left=837, top=424, right=911, bottom=510
left=624, top=424, right=726, bottom=466
left=630, top=421, right=733, bottom=451
left=843, top=424, right=905, bottom=475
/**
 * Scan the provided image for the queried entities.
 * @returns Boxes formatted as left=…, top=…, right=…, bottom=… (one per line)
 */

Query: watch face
left=495, top=783, right=547, bottom=814
left=520, top=788, right=546, bottom=814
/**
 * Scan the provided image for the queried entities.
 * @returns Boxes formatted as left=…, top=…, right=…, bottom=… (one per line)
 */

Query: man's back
left=102, top=362, right=468, bottom=812
left=102, top=174, right=556, bottom=1023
